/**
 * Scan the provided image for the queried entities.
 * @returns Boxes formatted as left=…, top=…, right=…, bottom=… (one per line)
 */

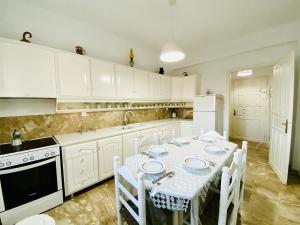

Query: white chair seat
left=16, top=215, right=55, bottom=225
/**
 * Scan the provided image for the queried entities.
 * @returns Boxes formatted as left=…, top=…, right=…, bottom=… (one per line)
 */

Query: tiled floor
left=47, top=140, right=300, bottom=225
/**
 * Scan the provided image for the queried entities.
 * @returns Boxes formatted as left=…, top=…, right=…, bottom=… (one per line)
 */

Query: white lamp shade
left=160, top=41, right=185, bottom=63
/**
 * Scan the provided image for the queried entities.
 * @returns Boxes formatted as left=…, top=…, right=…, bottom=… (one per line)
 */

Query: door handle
left=282, top=119, right=288, bottom=134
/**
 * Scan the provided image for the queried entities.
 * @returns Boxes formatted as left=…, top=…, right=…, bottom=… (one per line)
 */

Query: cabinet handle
left=80, top=158, right=84, bottom=164
left=80, top=169, right=84, bottom=175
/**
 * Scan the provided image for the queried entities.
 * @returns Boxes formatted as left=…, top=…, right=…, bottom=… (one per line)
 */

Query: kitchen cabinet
left=122, top=131, right=141, bottom=160
left=62, top=141, right=98, bottom=196
left=171, top=77, right=184, bottom=100
left=90, top=58, right=116, bottom=98
left=139, top=127, right=163, bottom=152
left=182, top=75, right=197, bottom=100
left=180, top=121, right=193, bottom=136
left=134, top=69, right=149, bottom=99
left=57, top=52, right=91, bottom=98
left=0, top=40, right=56, bottom=98
left=160, top=76, right=171, bottom=100
left=115, top=64, right=134, bottom=98
left=149, top=72, right=160, bottom=100
left=162, top=124, right=180, bottom=143
left=98, top=136, right=122, bottom=180
left=171, top=75, right=197, bottom=101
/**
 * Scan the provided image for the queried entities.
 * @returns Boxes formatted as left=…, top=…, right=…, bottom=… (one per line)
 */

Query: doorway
left=230, top=66, right=272, bottom=144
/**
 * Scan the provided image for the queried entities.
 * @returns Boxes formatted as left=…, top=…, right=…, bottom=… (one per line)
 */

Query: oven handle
left=0, top=158, right=56, bottom=175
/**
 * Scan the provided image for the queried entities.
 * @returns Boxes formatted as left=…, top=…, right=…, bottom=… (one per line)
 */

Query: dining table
left=123, top=135, right=238, bottom=225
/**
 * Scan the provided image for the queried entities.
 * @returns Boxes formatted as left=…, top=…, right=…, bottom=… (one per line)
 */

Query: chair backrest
left=218, top=150, right=242, bottom=225
left=114, top=156, right=146, bottom=225
left=132, top=133, right=162, bottom=154
left=203, top=130, right=228, bottom=141
left=238, top=141, right=248, bottom=210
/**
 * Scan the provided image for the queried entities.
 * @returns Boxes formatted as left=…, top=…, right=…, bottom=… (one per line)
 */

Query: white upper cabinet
left=149, top=72, right=160, bottom=100
left=0, top=40, right=56, bottom=98
left=182, top=75, right=197, bottom=100
left=90, top=59, right=116, bottom=98
left=115, top=64, right=134, bottom=98
left=171, top=75, right=197, bottom=101
left=171, top=76, right=184, bottom=100
left=57, top=52, right=91, bottom=98
left=160, top=76, right=171, bottom=100
left=134, top=69, right=149, bottom=99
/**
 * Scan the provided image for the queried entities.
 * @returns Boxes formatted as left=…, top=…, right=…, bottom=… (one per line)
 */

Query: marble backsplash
left=0, top=109, right=173, bottom=143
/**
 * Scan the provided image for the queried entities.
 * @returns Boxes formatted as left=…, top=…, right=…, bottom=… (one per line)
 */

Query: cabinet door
left=0, top=41, right=56, bottom=98
left=182, top=75, right=196, bottom=100
left=149, top=73, right=160, bottom=99
left=180, top=121, right=193, bottom=136
left=139, top=127, right=163, bottom=152
left=62, top=142, right=98, bottom=195
left=57, top=52, right=91, bottom=97
left=115, top=64, right=134, bottom=98
left=171, top=77, right=184, bottom=100
left=162, top=124, right=180, bottom=143
left=98, top=136, right=122, bottom=180
left=160, top=76, right=171, bottom=100
left=122, top=131, right=141, bottom=160
left=90, top=59, right=116, bottom=98
left=134, top=69, right=149, bottom=99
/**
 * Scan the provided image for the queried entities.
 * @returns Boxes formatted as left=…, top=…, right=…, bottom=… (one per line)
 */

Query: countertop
left=54, top=119, right=192, bottom=146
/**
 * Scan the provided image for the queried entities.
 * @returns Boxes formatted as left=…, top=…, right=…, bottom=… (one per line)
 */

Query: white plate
left=200, top=136, right=217, bottom=143
left=139, top=160, right=166, bottom=175
left=173, top=138, right=189, bottom=145
left=184, top=157, right=209, bottom=170
left=204, top=145, right=226, bottom=154
left=149, top=145, right=167, bottom=155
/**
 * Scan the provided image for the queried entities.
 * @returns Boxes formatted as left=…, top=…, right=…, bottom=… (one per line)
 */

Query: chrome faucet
left=123, top=111, right=135, bottom=126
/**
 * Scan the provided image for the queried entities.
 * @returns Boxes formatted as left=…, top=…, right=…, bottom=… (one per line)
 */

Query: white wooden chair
left=237, top=141, right=248, bottom=211
left=200, top=150, right=242, bottom=225
left=202, top=129, right=229, bottom=141
left=132, top=133, right=161, bottom=154
left=114, top=156, right=146, bottom=225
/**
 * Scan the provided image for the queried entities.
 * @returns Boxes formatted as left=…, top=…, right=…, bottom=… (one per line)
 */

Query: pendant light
left=160, top=0, right=185, bottom=63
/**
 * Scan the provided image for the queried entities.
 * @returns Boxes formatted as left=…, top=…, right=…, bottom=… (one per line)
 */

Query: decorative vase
left=159, top=67, right=164, bottom=75
left=129, top=48, right=135, bottom=67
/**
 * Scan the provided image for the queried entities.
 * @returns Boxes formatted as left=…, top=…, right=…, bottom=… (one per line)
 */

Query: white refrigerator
left=193, top=95, right=224, bottom=135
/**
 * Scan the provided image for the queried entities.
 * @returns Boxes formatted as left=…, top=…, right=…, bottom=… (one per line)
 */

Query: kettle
left=12, top=129, right=22, bottom=146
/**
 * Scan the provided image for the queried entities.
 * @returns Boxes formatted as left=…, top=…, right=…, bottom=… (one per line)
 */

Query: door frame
left=228, top=64, right=275, bottom=142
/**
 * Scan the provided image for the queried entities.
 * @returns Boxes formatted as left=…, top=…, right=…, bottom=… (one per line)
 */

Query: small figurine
left=75, top=46, right=86, bottom=55
left=129, top=48, right=134, bottom=67
left=20, top=32, right=32, bottom=43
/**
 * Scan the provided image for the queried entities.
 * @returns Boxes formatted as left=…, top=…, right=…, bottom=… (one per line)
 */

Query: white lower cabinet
left=122, top=131, right=141, bottom=160
left=62, top=141, right=98, bottom=196
left=163, top=124, right=180, bottom=143
left=180, top=121, right=193, bottom=136
left=98, top=136, right=122, bottom=180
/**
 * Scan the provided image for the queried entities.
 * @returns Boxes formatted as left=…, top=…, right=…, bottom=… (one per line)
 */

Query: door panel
left=232, top=77, right=270, bottom=142
left=134, top=69, right=149, bottom=99
left=115, top=64, right=134, bottom=98
left=270, top=52, right=295, bottom=184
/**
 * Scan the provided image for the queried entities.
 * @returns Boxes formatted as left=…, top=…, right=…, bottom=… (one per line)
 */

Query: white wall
left=0, top=1, right=160, bottom=71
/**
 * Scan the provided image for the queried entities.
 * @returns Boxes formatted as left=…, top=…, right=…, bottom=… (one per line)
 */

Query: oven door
left=0, top=156, right=61, bottom=212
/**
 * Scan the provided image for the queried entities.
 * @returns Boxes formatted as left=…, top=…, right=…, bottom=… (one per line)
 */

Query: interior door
left=232, top=77, right=270, bottom=142
left=270, top=52, right=295, bottom=184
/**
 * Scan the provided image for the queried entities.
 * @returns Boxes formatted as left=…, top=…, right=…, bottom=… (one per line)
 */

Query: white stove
left=0, top=137, right=63, bottom=225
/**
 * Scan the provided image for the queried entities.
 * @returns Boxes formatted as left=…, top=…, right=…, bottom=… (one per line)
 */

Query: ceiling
left=24, top=0, right=300, bottom=55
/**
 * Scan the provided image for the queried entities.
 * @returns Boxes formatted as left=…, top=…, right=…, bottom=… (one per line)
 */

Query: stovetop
left=0, top=137, right=58, bottom=156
